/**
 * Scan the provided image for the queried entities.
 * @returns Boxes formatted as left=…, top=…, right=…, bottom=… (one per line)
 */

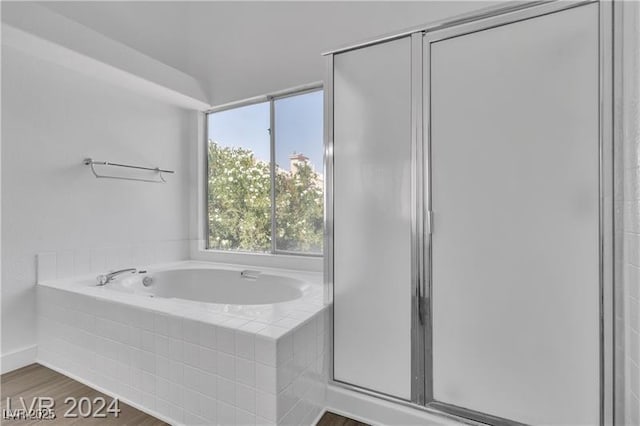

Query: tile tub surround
left=36, top=262, right=329, bottom=425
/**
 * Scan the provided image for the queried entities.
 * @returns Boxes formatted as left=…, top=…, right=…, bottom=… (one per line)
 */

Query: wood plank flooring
left=2, top=363, right=367, bottom=426
left=316, top=411, right=369, bottom=426
left=1, top=364, right=167, bottom=425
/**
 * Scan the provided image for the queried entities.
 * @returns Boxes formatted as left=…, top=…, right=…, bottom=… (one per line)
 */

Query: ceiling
left=38, top=1, right=498, bottom=106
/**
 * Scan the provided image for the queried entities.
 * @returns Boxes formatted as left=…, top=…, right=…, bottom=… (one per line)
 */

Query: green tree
left=208, top=141, right=271, bottom=251
left=208, top=140, right=323, bottom=253
left=275, top=162, right=323, bottom=252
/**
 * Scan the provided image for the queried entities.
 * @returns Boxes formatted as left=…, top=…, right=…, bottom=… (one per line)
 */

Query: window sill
left=191, top=246, right=323, bottom=273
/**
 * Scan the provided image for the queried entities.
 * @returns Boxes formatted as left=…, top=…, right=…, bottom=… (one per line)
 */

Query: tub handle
left=240, top=270, right=261, bottom=280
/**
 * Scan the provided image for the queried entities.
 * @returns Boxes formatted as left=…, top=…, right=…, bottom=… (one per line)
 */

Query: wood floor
left=316, top=412, right=369, bottom=426
left=2, top=363, right=367, bottom=426
left=1, top=364, right=167, bottom=425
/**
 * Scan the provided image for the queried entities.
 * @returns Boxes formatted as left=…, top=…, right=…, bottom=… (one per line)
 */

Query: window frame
left=204, top=83, right=324, bottom=257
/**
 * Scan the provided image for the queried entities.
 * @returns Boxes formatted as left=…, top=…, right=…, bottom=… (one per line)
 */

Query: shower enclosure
left=325, top=1, right=614, bottom=425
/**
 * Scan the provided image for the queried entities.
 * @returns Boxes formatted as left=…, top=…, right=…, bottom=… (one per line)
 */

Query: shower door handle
left=419, top=210, right=433, bottom=324
left=425, top=210, right=433, bottom=236
left=418, top=284, right=424, bottom=325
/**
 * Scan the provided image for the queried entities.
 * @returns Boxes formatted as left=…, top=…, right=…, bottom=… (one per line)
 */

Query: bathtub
left=111, top=267, right=308, bottom=305
left=36, top=260, right=329, bottom=425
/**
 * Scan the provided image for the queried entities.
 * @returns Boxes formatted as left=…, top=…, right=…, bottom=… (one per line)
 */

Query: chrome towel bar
left=83, top=158, right=175, bottom=183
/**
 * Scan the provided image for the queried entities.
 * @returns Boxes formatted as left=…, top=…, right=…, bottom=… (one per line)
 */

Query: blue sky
left=207, top=90, right=323, bottom=172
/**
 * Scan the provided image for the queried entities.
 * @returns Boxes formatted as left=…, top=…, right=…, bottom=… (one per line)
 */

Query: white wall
left=621, top=3, right=640, bottom=424
left=1, top=46, right=195, bottom=370
left=0, top=0, right=4, bottom=379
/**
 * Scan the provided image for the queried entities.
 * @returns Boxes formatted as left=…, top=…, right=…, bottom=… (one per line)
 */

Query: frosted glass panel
left=333, top=37, right=412, bottom=399
left=429, top=4, right=600, bottom=424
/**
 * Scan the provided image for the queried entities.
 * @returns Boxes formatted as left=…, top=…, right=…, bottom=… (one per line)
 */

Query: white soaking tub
left=112, top=267, right=307, bottom=305
left=36, top=260, right=329, bottom=426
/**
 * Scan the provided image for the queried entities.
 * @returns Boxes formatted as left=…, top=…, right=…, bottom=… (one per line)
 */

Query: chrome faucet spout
left=96, top=268, right=137, bottom=286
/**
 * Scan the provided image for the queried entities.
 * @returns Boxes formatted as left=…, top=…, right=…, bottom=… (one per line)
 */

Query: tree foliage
left=208, top=141, right=323, bottom=253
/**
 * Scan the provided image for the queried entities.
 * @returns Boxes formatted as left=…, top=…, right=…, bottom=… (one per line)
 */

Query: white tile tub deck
left=36, top=261, right=329, bottom=425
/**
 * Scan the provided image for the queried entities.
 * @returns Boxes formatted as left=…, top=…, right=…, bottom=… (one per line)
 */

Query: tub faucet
left=96, top=268, right=137, bottom=286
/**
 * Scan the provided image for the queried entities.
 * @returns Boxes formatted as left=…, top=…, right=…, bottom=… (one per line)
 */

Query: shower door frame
left=325, top=1, right=615, bottom=425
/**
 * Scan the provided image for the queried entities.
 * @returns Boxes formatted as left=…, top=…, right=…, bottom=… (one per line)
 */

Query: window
left=206, top=88, right=323, bottom=256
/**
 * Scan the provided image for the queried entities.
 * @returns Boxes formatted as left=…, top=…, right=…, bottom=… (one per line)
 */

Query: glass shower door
left=426, top=3, right=601, bottom=424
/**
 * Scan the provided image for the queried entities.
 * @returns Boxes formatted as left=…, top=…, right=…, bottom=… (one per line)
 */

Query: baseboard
left=36, top=360, right=175, bottom=425
left=1, top=345, right=37, bottom=374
